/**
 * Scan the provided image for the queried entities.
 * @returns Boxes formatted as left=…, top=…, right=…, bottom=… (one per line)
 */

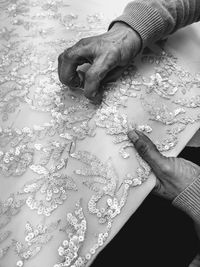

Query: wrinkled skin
left=58, top=22, right=141, bottom=103
left=128, top=130, right=200, bottom=200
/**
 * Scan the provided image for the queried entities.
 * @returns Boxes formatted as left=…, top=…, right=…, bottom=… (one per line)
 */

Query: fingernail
left=91, top=91, right=97, bottom=98
left=77, top=70, right=85, bottom=88
left=128, top=130, right=139, bottom=143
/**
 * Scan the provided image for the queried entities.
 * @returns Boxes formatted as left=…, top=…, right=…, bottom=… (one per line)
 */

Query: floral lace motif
left=13, top=219, right=60, bottom=266
left=0, top=0, right=200, bottom=266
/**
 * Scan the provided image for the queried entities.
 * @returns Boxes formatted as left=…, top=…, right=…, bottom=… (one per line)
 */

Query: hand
left=128, top=130, right=200, bottom=200
left=58, top=22, right=141, bottom=102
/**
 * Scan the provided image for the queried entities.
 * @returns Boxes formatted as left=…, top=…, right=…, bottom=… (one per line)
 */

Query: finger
left=75, top=66, right=126, bottom=104
left=58, top=52, right=63, bottom=82
left=128, top=130, right=168, bottom=177
left=88, top=66, right=127, bottom=104
left=84, top=53, right=118, bottom=100
left=103, top=66, right=127, bottom=84
left=151, top=178, right=169, bottom=199
left=58, top=52, right=62, bottom=73
left=153, top=177, right=162, bottom=194
left=58, top=44, right=91, bottom=88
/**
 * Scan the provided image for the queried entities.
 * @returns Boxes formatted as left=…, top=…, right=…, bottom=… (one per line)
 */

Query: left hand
left=128, top=130, right=200, bottom=200
left=58, top=22, right=141, bottom=103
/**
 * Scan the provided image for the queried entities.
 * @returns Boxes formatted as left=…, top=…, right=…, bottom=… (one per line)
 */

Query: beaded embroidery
left=71, top=150, right=150, bottom=224
left=54, top=200, right=87, bottom=267
left=0, top=230, right=11, bottom=260
left=0, top=145, right=34, bottom=177
left=18, top=162, right=78, bottom=216
left=0, top=245, right=10, bottom=260
left=13, top=219, right=60, bottom=266
left=0, top=230, right=11, bottom=243
left=0, top=195, right=25, bottom=229
left=0, top=0, right=200, bottom=266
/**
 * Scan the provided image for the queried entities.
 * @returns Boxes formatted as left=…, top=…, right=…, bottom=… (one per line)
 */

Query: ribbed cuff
left=109, top=1, right=166, bottom=49
left=173, top=177, right=200, bottom=224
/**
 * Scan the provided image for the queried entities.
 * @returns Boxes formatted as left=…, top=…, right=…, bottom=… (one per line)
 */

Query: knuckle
left=63, top=43, right=88, bottom=61
left=105, top=47, right=119, bottom=59
left=96, top=38, right=119, bottom=55
left=77, top=37, right=90, bottom=46
left=138, top=142, right=150, bottom=157
left=64, top=47, right=76, bottom=59
left=85, top=69, right=98, bottom=81
left=59, top=73, right=67, bottom=85
left=160, top=161, right=172, bottom=176
left=106, top=50, right=120, bottom=67
left=64, top=38, right=90, bottom=59
left=58, top=53, right=63, bottom=63
left=110, top=45, right=120, bottom=55
left=97, top=52, right=119, bottom=75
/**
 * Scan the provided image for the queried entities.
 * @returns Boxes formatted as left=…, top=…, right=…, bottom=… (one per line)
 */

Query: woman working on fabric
left=58, top=0, right=200, bottom=266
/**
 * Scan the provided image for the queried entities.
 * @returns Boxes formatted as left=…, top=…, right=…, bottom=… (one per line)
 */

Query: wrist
left=110, top=22, right=142, bottom=55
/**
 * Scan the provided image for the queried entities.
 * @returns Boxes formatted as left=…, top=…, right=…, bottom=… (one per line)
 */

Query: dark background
left=92, top=147, right=200, bottom=267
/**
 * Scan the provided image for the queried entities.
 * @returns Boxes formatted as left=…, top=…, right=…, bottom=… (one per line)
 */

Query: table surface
left=0, top=1, right=200, bottom=267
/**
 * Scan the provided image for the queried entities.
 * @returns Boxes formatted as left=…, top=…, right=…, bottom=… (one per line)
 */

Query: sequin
left=0, top=145, right=34, bottom=177
left=0, top=230, right=11, bottom=243
left=13, top=220, right=60, bottom=266
left=0, top=1, right=200, bottom=266
left=71, top=150, right=150, bottom=226
left=55, top=200, right=86, bottom=267
left=0, top=245, right=10, bottom=259
left=0, top=195, right=25, bottom=229
left=174, top=95, right=200, bottom=108
left=19, top=168, right=77, bottom=216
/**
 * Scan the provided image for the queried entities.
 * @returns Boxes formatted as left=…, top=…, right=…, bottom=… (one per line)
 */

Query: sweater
left=110, top=0, right=200, bottom=226
left=109, top=0, right=200, bottom=49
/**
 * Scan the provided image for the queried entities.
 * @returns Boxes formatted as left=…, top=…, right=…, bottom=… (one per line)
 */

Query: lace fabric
left=0, top=1, right=200, bottom=266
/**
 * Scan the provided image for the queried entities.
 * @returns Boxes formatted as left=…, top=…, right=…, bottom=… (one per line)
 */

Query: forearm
left=109, top=0, right=200, bottom=48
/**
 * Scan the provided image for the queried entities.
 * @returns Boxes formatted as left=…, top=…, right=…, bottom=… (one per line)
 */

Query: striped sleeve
left=109, top=0, right=200, bottom=48
left=173, top=176, right=200, bottom=225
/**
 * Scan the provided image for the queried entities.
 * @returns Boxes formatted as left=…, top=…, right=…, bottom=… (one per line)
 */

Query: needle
left=117, top=181, right=124, bottom=192
left=68, top=141, right=73, bottom=155
left=101, top=99, right=109, bottom=106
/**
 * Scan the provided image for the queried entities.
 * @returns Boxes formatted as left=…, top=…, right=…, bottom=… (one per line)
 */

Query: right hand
left=128, top=130, right=200, bottom=201
left=58, top=22, right=141, bottom=103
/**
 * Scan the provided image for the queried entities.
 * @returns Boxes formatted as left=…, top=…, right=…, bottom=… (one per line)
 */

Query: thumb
left=128, top=130, right=167, bottom=177
left=84, top=55, right=117, bottom=102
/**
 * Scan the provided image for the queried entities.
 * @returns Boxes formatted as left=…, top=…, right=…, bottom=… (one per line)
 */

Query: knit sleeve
left=172, top=176, right=200, bottom=225
left=109, top=0, right=200, bottom=48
